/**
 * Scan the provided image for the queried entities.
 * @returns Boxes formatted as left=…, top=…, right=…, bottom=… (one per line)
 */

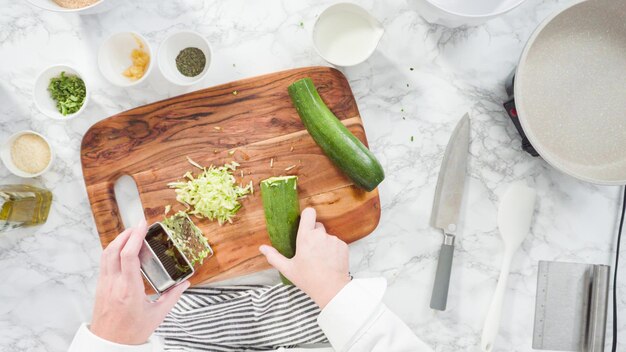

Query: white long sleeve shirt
left=69, top=278, right=432, bottom=352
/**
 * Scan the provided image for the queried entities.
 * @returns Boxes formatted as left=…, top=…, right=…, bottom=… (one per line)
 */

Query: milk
left=313, top=4, right=384, bottom=67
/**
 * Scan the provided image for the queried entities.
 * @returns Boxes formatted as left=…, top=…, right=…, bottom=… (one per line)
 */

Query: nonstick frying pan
left=513, top=0, right=626, bottom=185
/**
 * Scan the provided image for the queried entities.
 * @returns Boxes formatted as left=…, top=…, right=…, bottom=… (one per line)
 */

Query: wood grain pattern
left=81, top=67, right=381, bottom=285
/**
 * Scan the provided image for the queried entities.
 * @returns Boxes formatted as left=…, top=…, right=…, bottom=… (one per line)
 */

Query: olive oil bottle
left=0, top=185, right=52, bottom=233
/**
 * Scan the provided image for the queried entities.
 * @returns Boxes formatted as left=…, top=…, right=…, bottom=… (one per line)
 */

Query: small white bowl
left=98, top=32, right=154, bottom=87
left=34, top=64, right=89, bottom=121
left=313, top=3, right=384, bottom=67
left=0, top=130, right=54, bottom=178
left=414, top=0, right=528, bottom=27
left=157, top=31, right=212, bottom=86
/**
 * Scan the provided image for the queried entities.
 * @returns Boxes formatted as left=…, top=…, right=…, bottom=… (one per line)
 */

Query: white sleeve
left=68, top=324, right=160, bottom=352
left=317, top=278, right=433, bottom=352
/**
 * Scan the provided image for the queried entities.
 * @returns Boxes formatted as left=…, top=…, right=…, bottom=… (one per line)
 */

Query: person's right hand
left=90, top=220, right=190, bottom=345
left=259, top=207, right=351, bottom=309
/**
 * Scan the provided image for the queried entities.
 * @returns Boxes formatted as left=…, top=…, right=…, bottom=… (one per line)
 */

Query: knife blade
left=429, top=113, right=470, bottom=311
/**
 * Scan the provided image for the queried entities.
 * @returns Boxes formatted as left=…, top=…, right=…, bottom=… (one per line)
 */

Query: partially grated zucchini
left=261, top=176, right=300, bottom=285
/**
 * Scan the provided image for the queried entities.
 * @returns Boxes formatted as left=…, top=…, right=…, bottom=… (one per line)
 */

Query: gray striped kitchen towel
left=156, top=284, right=329, bottom=351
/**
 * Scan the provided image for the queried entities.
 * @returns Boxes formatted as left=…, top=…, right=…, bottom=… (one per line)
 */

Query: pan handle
left=503, top=72, right=540, bottom=157
left=503, top=98, right=539, bottom=157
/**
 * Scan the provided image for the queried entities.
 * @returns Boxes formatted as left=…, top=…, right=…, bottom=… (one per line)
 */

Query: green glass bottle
left=0, top=185, right=52, bottom=233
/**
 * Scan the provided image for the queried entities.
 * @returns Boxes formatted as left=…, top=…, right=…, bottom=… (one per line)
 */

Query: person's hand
left=90, top=219, right=190, bottom=345
left=259, top=207, right=351, bottom=309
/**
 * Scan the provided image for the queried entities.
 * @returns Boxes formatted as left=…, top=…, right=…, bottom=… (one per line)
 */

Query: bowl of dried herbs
left=157, top=31, right=212, bottom=86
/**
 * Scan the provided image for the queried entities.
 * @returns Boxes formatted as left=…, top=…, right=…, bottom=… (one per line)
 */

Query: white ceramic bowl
left=313, top=3, right=384, bottom=67
left=98, top=32, right=154, bottom=88
left=34, top=64, right=89, bottom=121
left=158, top=31, right=212, bottom=86
left=0, top=130, right=54, bottom=178
left=414, top=0, right=527, bottom=27
left=25, top=0, right=111, bottom=14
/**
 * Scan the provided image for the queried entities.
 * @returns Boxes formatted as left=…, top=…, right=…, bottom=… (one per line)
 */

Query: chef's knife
left=430, top=113, right=470, bottom=311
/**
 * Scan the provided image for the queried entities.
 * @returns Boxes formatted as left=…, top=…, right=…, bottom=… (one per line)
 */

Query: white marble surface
left=0, top=0, right=624, bottom=351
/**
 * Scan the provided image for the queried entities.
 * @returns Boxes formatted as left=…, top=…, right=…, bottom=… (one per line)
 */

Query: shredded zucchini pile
left=168, top=158, right=253, bottom=225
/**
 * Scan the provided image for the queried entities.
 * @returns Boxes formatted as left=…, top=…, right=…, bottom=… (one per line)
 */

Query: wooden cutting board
left=81, top=66, right=381, bottom=285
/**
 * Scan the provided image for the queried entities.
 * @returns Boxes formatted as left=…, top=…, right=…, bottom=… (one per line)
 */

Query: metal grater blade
left=147, top=237, right=181, bottom=280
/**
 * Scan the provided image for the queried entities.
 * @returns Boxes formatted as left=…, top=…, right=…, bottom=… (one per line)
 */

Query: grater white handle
left=481, top=252, right=512, bottom=352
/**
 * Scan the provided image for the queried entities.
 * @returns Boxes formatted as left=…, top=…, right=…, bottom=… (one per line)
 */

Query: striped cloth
left=156, top=284, right=329, bottom=351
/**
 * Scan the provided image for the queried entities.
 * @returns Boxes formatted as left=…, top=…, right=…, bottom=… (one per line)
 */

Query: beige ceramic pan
left=515, top=0, right=626, bottom=185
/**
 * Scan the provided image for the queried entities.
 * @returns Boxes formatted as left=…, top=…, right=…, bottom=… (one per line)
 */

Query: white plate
left=157, top=31, right=212, bottom=86
left=414, top=0, right=527, bottom=27
left=0, top=130, right=54, bottom=178
left=25, top=0, right=109, bottom=13
left=33, top=64, right=89, bottom=121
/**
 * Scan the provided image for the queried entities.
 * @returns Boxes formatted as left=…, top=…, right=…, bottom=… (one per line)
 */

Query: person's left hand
left=259, top=208, right=351, bottom=309
left=90, top=219, right=190, bottom=345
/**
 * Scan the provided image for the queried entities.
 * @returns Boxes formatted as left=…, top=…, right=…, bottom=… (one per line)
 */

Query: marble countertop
left=0, top=0, right=623, bottom=351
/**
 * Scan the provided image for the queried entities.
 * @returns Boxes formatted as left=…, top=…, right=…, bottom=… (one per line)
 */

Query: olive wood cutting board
left=81, top=66, right=381, bottom=285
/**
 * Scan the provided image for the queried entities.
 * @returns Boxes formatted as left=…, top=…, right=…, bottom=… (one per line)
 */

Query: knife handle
left=430, top=235, right=455, bottom=311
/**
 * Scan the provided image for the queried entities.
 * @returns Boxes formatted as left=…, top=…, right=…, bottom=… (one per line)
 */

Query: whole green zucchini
left=288, top=77, right=384, bottom=191
left=260, top=176, right=300, bottom=285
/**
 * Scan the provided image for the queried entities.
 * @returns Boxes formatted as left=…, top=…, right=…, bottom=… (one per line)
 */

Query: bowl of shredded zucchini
left=34, top=64, right=89, bottom=120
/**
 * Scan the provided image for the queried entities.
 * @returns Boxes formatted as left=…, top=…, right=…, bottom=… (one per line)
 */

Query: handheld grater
left=139, top=222, right=195, bottom=295
left=532, top=261, right=610, bottom=352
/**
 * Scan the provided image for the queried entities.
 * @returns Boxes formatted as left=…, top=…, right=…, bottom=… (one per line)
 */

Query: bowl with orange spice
left=98, top=32, right=153, bottom=87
